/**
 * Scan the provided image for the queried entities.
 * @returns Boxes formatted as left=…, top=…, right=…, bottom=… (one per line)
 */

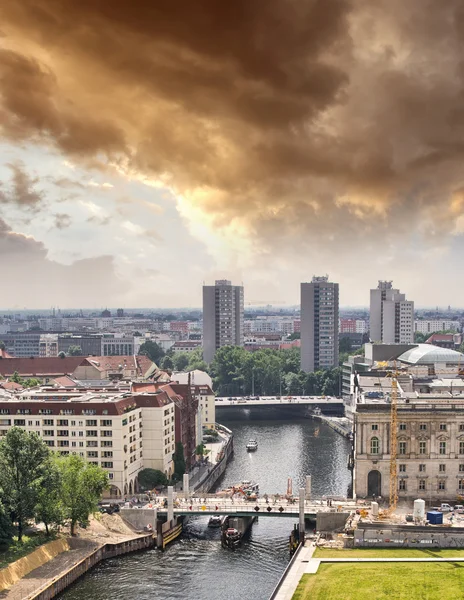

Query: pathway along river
left=59, top=409, right=351, bottom=600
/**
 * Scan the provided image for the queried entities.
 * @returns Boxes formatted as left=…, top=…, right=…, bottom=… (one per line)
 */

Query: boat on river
left=208, top=515, right=226, bottom=528
left=222, top=527, right=242, bottom=549
left=246, top=439, right=258, bottom=451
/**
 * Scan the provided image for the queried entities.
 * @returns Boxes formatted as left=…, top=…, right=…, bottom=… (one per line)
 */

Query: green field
left=292, top=563, right=464, bottom=600
left=314, top=547, right=464, bottom=559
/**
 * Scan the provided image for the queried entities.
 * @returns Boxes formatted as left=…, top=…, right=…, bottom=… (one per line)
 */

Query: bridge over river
left=152, top=495, right=357, bottom=519
left=215, top=395, right=341, bottom=408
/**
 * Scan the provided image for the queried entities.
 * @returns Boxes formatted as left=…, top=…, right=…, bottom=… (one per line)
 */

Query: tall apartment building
left=301, top=276, right=339, bottom=373
left=370, top=281, right=414, bottom=344
left=203, top=280, right=244, bottom=363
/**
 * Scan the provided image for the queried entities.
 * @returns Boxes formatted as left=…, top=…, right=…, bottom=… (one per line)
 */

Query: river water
left=59, top=409, right=351, bottom=600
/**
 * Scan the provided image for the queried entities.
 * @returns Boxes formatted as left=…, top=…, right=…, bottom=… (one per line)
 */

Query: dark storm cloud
left=1, top=0, right=464, bottom=251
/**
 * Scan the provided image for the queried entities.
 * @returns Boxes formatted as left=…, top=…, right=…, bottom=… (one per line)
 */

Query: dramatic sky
left=1, top=0, right=464, bottom=309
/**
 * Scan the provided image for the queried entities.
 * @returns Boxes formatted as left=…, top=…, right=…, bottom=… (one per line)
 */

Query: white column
left=183, top=473, right=189, bottom=498
left=299, top=487, right=305, bottom=543
left=167, top=485, right=174, bottom=523
left=305, top=475, right=312, bottom=501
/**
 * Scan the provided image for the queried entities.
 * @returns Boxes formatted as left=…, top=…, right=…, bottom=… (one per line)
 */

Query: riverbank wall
left=194, top=432, right=234, bottom=493
left=311, top=414, right=352, bottom=439
left=28, top=535, right=154, bottom=600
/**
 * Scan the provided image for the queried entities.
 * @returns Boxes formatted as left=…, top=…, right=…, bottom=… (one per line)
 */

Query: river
left=58, top=410, right=351, bottom=600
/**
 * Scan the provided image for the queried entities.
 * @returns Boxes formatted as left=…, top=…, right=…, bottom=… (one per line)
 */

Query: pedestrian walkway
left=272, top=541, right=316, bottom=600
left=0, top=541, right=99, bottom=600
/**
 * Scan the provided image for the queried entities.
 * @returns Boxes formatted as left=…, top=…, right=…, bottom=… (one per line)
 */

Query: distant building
left=203, top=280, right=244, bottom=363
left=301, top=276, right=339, bottom=372
left=370, top=281, right=414, bottom=344
left=116, top=308, right=124, bottom=318
left=340, top=319, right=368, bottom=334
left=101, top=309, right=111, bottom=318
left=171, top=341, right=202, bottom=353
left=415, top=320, right=461, bottom=334
left=425, top=333, right=462, bottom=350
left=0, top=333, right=42, bottom=357
left=39, top=334, right=59, bottom=357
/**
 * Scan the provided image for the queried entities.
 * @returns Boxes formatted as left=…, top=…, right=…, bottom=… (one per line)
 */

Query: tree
left=10, top=371, right=22, bottom=384
left=0, top=428, right=49, bottom=542
left=172, top=442, right=186, bottom=481
left=0, top=342, right=5, bottom=351
left=58, top=351, right=66, bottom=359
left=0, top=499, right=14, bottom=547
left=287, top=332, right=300, bottom=340
left=23, top=378, right=41, bottom=388
left=172, top=353, right=189, bottom=371
left=67, top=345, right=82, bottom=356
left=339, top=337, right=352, bottom=353
left=138, top=468, right=168, bottom=491
left=160, top=355, right=174, bottom=370
left=34, top=457, right=63, bottom=536
left=138, top=340, right=165, bottom=365
left=58, top=454, right=108, bottom=536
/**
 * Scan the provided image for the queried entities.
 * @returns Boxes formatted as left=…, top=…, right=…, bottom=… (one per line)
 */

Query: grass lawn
left=292, top=563, right=464, bottom=600
left=314, top=547, right=464, bottom=559
left=0, top=533, right=56, bottom=569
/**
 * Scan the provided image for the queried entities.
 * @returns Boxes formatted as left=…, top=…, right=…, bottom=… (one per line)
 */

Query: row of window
left=398, top=463, right=464, bottom=473
left=44, top=440, right=113, bottom=448
left=399, top=480, right=464, bottom=492
left=370, top=437, right=461, bottom=455
left=372, top=423, right=464, bottom=432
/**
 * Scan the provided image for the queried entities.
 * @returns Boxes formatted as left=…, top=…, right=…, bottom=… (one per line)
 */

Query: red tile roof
left=0, top=357, right=85, bottom=377
left=0, top=381, right=23, bottom=391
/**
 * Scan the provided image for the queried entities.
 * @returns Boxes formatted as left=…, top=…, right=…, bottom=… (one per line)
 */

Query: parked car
left=454, top=505, right=464, bottom=513
left=434, top=503, right=453, bottom=512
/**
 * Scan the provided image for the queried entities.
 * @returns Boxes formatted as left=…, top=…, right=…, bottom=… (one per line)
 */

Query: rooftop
left=397, top=344, right=464, bottom=365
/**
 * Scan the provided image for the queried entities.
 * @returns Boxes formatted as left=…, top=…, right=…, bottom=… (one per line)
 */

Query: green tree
left=0, top=499, right=14, bottom=547
left=339, top=337, right=352, bottom=353
left=58, top=454, right=108, bottom=536
left=287, top=332, right=300, bottom=340
left=138, top=468, right=168, bottom=491
left=172, top=353, right=189, bottom=371
left=67, top=345, right=82, bottom=356
left=58, top=351, right=66, bottom=359
left=160, top=355, right=174, bottom=370
left=172, top=442, right=186, bottom=481
left=0, top=341, right=5, bottom=351
left=34, top=457, right=63, bottom=536
left=10, top=371, right=22, bottom=384
left=138, top=340, right=165, bottom=365
left=23, top=378, right=41, bottom=388
left=0, top=428, right=49, bottom=542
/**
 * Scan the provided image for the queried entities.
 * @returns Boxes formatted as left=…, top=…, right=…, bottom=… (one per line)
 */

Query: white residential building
left=415, top=320, right=461, bottom=334
left=370, top=281, right=414, bottom=344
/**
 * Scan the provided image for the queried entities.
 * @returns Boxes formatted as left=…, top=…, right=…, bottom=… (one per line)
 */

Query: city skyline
left=2, top=2, right=464, bottom=308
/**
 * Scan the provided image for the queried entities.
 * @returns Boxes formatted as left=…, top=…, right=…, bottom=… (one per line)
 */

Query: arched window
left=370, top=437, right=380, bottom=454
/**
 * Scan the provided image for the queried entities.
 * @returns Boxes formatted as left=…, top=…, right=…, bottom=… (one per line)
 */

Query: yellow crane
left=388, top=368, right=398, bottom=512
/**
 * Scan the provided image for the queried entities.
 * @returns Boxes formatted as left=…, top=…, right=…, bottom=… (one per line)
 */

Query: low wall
left=195, top=435, right=234, bottom=493
left=120, top=508, right=157, bottom=531
left=30, top=535, right=154, bottom=600
left=316, top=512, right=350, bottom=533
left=355, top=523, right=464, bottom=548
left=0, top=538, right=70, bottom=592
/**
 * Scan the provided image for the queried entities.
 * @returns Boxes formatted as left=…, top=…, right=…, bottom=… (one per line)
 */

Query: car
left=438, top=503, right=452, bottom=512
left=216, top=398, right=223, bottom=401
left=455, top=505, right=464, bottom=513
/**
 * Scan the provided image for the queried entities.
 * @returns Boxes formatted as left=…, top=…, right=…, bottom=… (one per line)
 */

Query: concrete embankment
left=27, top=535, right=154, bottom=600
left=312, top=414, right=352, bottom=439
left=194, top=432, right=234, bottom=493
left=0, top=538, right=70, bottom=592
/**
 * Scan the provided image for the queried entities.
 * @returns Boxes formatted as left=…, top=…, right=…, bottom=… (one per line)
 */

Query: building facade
left=355, top=401, right=464, bottom=501
left=370, top=281, right=414, bottom=344
left=415, top=320, right=461, bottom=334
left=0, top=391, right=175, bottom=498
left=203, top=280, right=244, bottom=363
left=301, top=276, right=339, bottom=372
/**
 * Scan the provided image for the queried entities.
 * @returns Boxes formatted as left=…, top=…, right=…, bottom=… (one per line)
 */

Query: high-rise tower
left=301, top=276, right=339, bottom=373
left=202, top=280, right=244, bottom=363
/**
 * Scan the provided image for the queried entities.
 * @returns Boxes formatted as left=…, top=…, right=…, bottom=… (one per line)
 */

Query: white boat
left=246, top=439, right=258, bottom=451
left=208, top=515, right=225, bottom=528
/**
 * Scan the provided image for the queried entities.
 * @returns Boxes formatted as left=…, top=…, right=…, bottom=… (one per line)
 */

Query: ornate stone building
left=355, top=400, right=464, bottom=502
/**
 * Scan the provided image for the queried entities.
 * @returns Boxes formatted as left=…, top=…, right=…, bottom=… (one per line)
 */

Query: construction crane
left=388, top=367, right=399, bottom=512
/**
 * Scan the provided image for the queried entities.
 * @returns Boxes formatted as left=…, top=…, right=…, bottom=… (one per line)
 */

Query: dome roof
left=397, top=344, right=464, bottom=365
